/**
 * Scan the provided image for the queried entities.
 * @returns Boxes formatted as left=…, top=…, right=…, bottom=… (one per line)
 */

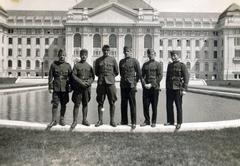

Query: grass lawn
left=1, top=127, right=240, bottom=165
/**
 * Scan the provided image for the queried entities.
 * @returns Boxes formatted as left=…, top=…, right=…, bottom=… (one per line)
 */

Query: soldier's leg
left=107, top=84, right=117, bottom=127
left=59, top=92, right=69, bottom=126
left=175, top=90, right=183, bottom=125
left=129, top=88, right=137, bottom=126
left=71, top=103, right=80, bottom=129
left=151, top=89, right=159, bottom=126
left=120, top=87, right=129, bottom=125
left=95, top=84, right=105, bottom=127
left=166, top=89, right=175, bottom=124
left=48, top=92, right=59, bottom=127
left=142, top=89, right=150, bottom=125
left=82, top=90, right=90, bottom=126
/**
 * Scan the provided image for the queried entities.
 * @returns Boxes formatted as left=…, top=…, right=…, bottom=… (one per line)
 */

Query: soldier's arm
left=87, top=66, right=95, bottom=85
left=48, top=63, right=54, bottom=91
left=119, top=60, right=123, bottom=77
left=113, top=58, right=119, bottom=76
left=181, top=63, right=189, bottom=90
left=156, top=62, right=163, bottom=84
left=141, top=64, right=146, bottom=87
left=94, top=59, right=99, bottom=77
left=134, top=59, right=141, bottom=83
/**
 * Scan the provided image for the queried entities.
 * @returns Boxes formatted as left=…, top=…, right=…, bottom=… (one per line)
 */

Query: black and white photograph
left=0, top=0, right=240, bottom=165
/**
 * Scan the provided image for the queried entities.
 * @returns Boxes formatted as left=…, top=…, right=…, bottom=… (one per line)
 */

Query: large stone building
left=0, top=0, right=240, bottom=80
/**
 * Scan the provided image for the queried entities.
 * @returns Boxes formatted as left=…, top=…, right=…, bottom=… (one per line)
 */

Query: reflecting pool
left=1, top=88, right=240, bottom=124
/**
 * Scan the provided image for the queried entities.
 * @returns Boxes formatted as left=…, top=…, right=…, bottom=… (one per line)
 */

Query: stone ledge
left=1, top=119, right=240, bottom=133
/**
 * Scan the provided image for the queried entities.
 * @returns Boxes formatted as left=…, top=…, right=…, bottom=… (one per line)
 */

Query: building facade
left=0, top=0, right=240, bottom=80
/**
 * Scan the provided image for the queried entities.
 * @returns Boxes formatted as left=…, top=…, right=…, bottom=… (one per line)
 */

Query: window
left=45, top=49, right=48, bottom=57
left=18, top=48, right=22, bottom=56
left=159, top=50, right=163, bottom=58
left=73, top=34, right=81, bottom=47
left=36, top=49, right=40, bottom=57
left=36, top=38, right=40, bottom=45
left=235, top=50, right=240, bottom=58
left=8, top=38, right=13, bottom=44
left=168, top=39, right=172, bottom=47
left=8, top=49, right=12, bottom=56
left=204, top=40, right=208, bottom=47
left=18, top=38, right=22, bottom=45
left=17, top=60, right=22, bottom=68
left=214, top=51, right=218, bottom=59
left=35, top=60, right=40, bottom=69
left=54, top=38, right=58, bottom=45
left=93, top=34, right=101, bottom=48
left=109, top=34, right=117, bottom=48
left=95, top=28, right=99, bottom=32
left=27, top=38, right=31, bottom=45
left=111, top=28, right=115, bottom=33
left=26, top=49, right=31, bottom=57
left=195, top=62, right=200, bottom=72
left=45, top=38, right=49, bottom=45
left=186, top=40, right=190, bottom=47
left=234, top=38, right=240, bottom=46
left=44, top=60, right=49, bottom=69
left=186, top=51, right=191, bottom=59
left=26, top=60, right=31, bottom=69
left=144, top=35, right=152, bottom=48
left=213, top=62, right=217, bottom=71
left=159, top=39, right=163, bottom=46
left=234, top=74, right=238, bottom=79
left=8, top=60, right=12, bottom=68
left=186, top=62, right=191, bottom=70
left=195, top=51, right=200, bottom=59
left=195, top=40, right=199, bottom=47
left=124, top=34, right=132, bottom=48
left=204, top=51, right=208, bottom=59
left=214, top=40, right=218, bottom=47
left=205, top=62, right=209, bottom=72
left=177, top=40, right=181, bottom=47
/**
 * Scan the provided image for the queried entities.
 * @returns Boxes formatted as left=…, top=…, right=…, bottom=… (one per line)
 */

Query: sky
left=0, top=0, right=240, bottom=12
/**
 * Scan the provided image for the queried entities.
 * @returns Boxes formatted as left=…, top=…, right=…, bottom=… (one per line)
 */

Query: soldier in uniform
left=141, top=49, right=163, bottom=127
left=94, top=45, right=119, bottom=127
left=48, top=49, right=72, bottom=127
left=119, top=46, right=141, bottom=129
left=70, top=49, right=95, bottom=129
left=165, top=51, right=189, bottom=129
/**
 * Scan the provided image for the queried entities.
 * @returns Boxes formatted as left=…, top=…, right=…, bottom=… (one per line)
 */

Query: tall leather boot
left=71, top=105, right=79, bottom=129
left=110, top=104, right=116, bottom=127
left=95, top=105, right=103, bottom=127
left=48, top=105, right=58, bottom=127
left=59, top=104, right=66, bottom=126
left=82, top=106, right=90, bottom=126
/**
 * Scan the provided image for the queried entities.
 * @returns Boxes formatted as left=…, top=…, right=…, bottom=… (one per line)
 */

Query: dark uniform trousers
left=143, top=88, right=159, bottom=124
left=120, top=87, right=137, bottom=125
left=166, top=89, right=183, bottom=124
left=166, top=60, right=189, bottom=125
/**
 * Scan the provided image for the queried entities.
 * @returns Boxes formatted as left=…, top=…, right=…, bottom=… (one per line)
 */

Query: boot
left=82, top=106, right=90, bottom=126
left=59, top=105, right=66, bottom=126
left=95, top=106, right=103, bottom=127
left=110, top=104, right=116, bottom=127
left=71, top=106, right=79, bottom=129
left=48, top=107, right=57, bottom=127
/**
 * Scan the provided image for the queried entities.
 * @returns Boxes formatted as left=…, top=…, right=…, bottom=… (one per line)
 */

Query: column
left=118, top=33, right=124, bottom=62
left=65, top=32, right=74, bottom=66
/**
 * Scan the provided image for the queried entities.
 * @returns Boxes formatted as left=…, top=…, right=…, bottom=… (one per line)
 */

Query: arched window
left=26, top=60, right=31, bottom=69
left=44, top=60, right=49, bottom=70
left=74, top=33, right=81, bottom=48
left=8, top=60, right=12, bottom=68
left=186, top=62, right=191, bottom=70
left=17, top=60, right=22, bottom=68
left=109, top=34, right=117, bottom=48
left=144, top=34, right=152, bottom=48
left=93, top=34, right=101, bottom=48
left=35, top=60, right=40, bottom=69
left=195, top=62, right=200, bottom=72
left=205, top=62, right=209, bottom=72
left=124, top=34, right=132, bottom=48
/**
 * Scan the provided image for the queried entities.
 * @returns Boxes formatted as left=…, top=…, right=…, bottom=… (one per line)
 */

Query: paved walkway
left=1, top=119, right=240, bottom=133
